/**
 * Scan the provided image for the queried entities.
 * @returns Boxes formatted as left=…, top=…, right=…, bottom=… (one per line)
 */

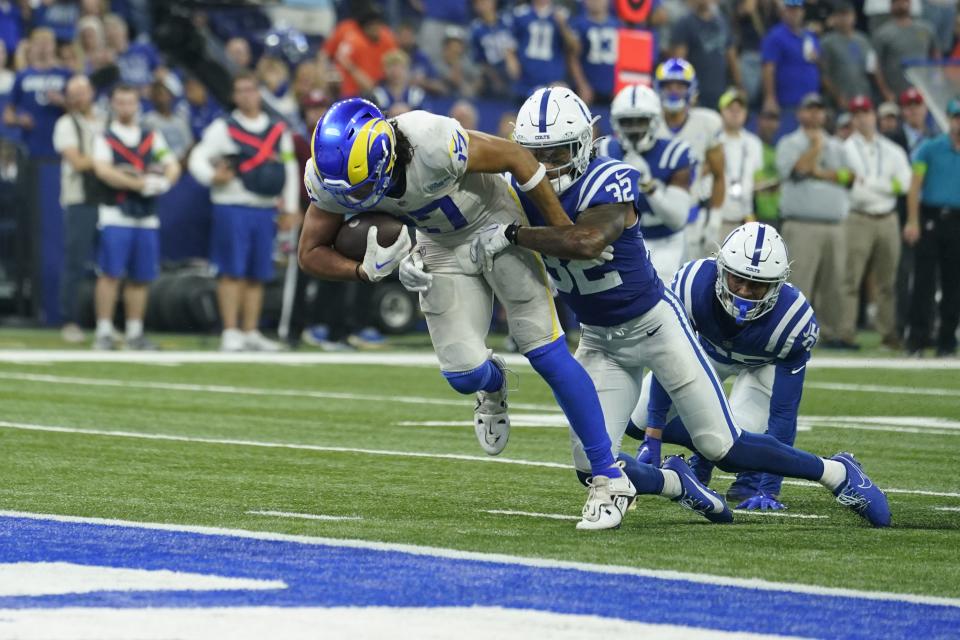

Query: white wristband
left=517, top=163, right=546, bottom=192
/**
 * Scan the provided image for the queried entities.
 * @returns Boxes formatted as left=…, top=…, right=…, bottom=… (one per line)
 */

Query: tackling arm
left=514, top=202, right=631, bottom=260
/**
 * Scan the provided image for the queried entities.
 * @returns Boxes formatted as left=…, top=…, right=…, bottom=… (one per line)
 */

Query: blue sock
left=526, top=338, right=617, bottom=478
left=442, top=359, right=504, bottom=394
left=661, top=416, right=697, bottom=450
left=617, top=453, right=664, bottom=495
left=624, top=420, right=645, bottom=441
left=717, top=431, right=824, bottom=481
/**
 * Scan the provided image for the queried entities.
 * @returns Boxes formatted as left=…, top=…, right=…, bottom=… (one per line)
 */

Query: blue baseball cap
left=947, top=98, right=960, bottom=117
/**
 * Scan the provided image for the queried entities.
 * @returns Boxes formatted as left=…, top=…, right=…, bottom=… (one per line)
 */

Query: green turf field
left=1, top=329, right=958, bottom=601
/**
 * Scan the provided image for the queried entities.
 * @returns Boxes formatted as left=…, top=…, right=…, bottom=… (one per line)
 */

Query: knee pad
left=690, top=431, right=734, bottom=462
left=442, top=361, right=495, bottom=395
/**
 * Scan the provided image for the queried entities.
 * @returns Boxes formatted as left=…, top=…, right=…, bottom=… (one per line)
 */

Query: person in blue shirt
left=474, top=87, right=892, bottom=528
left=509, top=0, right=580, bottom=99
left=627, top=223, right=818, bottom=510
left=761, top=0, right=820, bottom=135
left=370, top=49, right=429, bottom=115
left=183, top=75, right=222, bottom=142
left=32, top=0, right=79, bottom=43
left=0, top=1, right=22, bottom=58
left=470, top=0, right=520, bottom=98
left=568, top=0, right=622, bottom=105
left=104, top=13, right=161, bottom=91
left=395, top=21, right=445, bottom=96
left=3, top=28, right=71, bottom=158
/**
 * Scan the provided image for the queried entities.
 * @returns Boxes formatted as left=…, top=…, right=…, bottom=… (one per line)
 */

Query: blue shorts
left=97, top=225, right=159, bottom=282
left=210, top=204, right=276, bottom=282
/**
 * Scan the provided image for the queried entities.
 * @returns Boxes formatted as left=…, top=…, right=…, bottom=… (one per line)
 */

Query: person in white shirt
left=52, top=74, right=105, bottom=344
left=90, top=83, right=181, bottom=350
left=839, top=94, right=911, bottom=350
left=716, top=88, right=763, bottom=241
left=188, top=71, right=300, bottom=352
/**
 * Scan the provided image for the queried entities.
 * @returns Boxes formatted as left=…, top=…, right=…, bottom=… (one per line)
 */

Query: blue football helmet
left=654, top=58, right=698, bottom=113
left=311, top=97, right=396, bottom=210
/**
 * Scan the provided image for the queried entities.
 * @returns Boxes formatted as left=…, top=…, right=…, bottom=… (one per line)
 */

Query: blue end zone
left=1, top=515, right=958, bottom=639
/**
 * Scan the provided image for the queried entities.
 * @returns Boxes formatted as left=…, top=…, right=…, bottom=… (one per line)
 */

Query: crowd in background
left=0, top=0, right=957, bottom=355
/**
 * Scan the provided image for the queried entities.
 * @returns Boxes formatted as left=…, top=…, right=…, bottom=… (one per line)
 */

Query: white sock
left=659, top=469, right=682, bottom=499
left=819, top=458, right=846, bottom=491
left=125, top=319, right=143, bottom=339
left=96, top=319, right=113, bottom=337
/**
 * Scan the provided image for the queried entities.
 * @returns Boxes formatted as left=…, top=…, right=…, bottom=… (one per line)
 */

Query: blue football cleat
left=831, top=452, right=892, bottom=528
left=662, top=456, right=733, bottom=524
left=687, top=453, right=714, bottom=486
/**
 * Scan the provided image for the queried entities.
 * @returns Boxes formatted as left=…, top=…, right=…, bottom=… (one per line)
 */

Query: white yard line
left=2, top=509, right=958, bottom=609
left=805, top=382, right=960, bottom=398
left=714, top=474, right=960, bottom=499
left=246, top=510, right=362, bottom=522
left=483, top=509, right=581, bottom=521
left=934, top=507, right=960, bottom=512
left=734, top=512, right=828, bottom=519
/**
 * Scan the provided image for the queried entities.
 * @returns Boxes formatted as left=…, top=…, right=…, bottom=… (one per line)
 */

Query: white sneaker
left=474, top=353, right=510, bottom=456
left=244, top=330, right=282, bottom=352
left=220, top=329, right=245, bottom=352
left=576, top=462, right=636, bottom=531
left=61, top=323, right=85, bottom=344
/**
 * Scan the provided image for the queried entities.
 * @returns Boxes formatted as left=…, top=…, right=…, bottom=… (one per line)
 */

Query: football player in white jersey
left=654, top=58, right=726, bottom=259
left=298, top=97, right=634, bottom=530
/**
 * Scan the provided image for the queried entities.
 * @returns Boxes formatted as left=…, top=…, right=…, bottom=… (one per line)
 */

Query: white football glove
left=569, top=244, right=615, bottom=270
left=469, top=223, right=512, bottom=272
left=141, top=174, right=172, bottom=197
left=399, top=250, right=432, bottom=293
left=360, top=226, right=412, bottom=282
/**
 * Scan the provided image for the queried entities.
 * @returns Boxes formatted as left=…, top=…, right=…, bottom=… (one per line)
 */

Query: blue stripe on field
left=0, top=516, right=957, bottom=639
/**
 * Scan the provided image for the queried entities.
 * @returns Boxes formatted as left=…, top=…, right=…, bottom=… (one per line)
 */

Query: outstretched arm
left=514, top=202, right=631, bottom=260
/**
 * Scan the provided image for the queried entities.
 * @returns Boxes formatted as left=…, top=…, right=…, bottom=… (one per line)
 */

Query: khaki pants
left=839, top=211, right=901, bottom=343
left=780, top=219, right=846, bottom=341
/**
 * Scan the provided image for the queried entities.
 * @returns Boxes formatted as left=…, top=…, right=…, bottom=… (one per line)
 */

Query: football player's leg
left=488, top=247, right=618, bottom=478
left=726, top=366, right=778, bottom=502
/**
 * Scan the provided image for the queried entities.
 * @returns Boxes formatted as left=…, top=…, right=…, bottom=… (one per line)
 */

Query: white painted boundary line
left=734, top=512, right=828, bottom=520
left=2, top=509, right=958, bottom=609
left=806, top=382, right=960, bottom=398
left=935, top=507, right=960, bottom=512
left=484, top=510, right=580, bottom=521
left=246, top=510, right=362, bottom=522
left=714, top=474, right=960, bottom=499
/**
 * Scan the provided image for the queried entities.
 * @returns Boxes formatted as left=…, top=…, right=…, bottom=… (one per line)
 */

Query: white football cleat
left=474, top=353, right=510, bottom=456
left=577, top=462, right=636, bottom=531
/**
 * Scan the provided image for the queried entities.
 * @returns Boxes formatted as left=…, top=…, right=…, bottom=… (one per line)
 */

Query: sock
left=717, top=431, right=825, bottom=482
left=125, top=319, right=143, bottom=340
left=442, top=359, right=504, bottom=394
left=659, top=468, right=682, bottom=498
left=819, top=458, right=846, bottom=491
left=624, top=420, right=645, bottom=441
left=526, top=338, right=617, bottom=477
left=96, top=319, right=113, bottom=337
left=617, top=453, right=664, bottom=494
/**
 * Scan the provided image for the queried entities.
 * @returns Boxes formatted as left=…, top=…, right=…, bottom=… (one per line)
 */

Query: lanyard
left=854, top=136, right=883, bottom=178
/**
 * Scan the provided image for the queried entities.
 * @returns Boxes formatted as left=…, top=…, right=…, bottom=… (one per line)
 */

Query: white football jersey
left=305, top=110, right=523, bottom=248
left=656, top=106, right=722, bottom=203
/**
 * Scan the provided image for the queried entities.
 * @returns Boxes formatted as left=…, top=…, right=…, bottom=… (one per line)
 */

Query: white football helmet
left=513, top=86, right=599, bottom=194
left=610, top=84, right=662, bottom=155
left=715, top=222, right=791, bottom=323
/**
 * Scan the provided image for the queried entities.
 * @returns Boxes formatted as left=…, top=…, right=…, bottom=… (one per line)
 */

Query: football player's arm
left=705, top=144, right=725, bottom=209
left=465, top=129, right=573, bottom=226
left=514, top=202, right=629, bottom=260
left=757, top=354, right=808, bottom=497
left=297, top=203, right=364, bottom=281
left=647, top=166, right=693, bottom=231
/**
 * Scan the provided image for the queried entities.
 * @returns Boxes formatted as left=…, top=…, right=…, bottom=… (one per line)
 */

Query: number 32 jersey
left=304, top=110, right=524, bottom=248
left=515, top=156, right=664, bottom=327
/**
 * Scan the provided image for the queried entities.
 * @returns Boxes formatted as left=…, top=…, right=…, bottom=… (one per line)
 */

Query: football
left=333, top=212, right=406, bottom=261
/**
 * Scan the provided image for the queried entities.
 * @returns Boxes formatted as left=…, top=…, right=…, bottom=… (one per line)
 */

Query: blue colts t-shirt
left=761, top=23, right=820, bottom=109
left=569, top=14, right=621, bottom=99
left=510, top=5, right=568, bottom=96
left=10, top=66, right=72, bottom=157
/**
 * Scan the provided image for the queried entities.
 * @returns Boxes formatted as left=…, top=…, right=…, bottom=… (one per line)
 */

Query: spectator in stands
left=104, top=13, right=161, bottom=91
left=265, top=0, right=336, bottom=40
left=80, top=0, right=107, bottom=19
left=291, top=60, right=323, bottom=117
left=188, top=71, right=299, bottom=352
left=33, top=0, right=79, bottom=43
left=820, top=1, right=891, bottom=109
left=872, top=0, right=939, bottom=99
left=3, top=28, right=70, bottom=158
left=716, top=88, right=763, bottom=239
left=324, top=7, right=397, bottom=98
left=509, top=0, right=579, bottom=100
left=776, top=92, right=853, bottom=346
left=413, top=0, right=471, bottom=65
left=896, top=87, right=937, bottom=155
left=371, top=49, right=428, bottom=113
left=835, top=111, right=853, bottom=140
left=256, top=55, right=298, bottom=121
left=225, top=36, right=252, bottom=72
left=925, top=0, right=956, bottom=54
left=470, top=0, right=520, bottom=99
left=863, top=0, right=922, bottom=34
left=839, top=95, right=912, bottom=350
left=761, top=0, right=820, bottom=133
left=53, top=74, right=104, bottom=344
left=879, top=101, right=901, bottom=138
left=449, top=99, right=478, bottom=130
left=903, top=97, right=960, bottom=357
left=670, top=0, right=742, bottom=113
left=395, top=21, right=443, bottom=96
left=731, top=0, right=779, bottom=108
left=568, top=0, right=621, bottom=106
left=143, top=76, right=193, bottom=162
left=0, top=1, right=22, bottom=58
left=434, top=27, right=481, bottom=99
left=76, top=16, right=110, bottom=73
left=90, top=83, right=180, bottom=350
left=183, top=74, right=222, bottom=141
left=753, top=107, right=782, bottom=224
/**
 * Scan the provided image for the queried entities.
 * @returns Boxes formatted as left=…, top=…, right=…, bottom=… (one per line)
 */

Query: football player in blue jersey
left=568, top=0, right=622, bottom=105
left=598, top=84, right=694, bottom=282
left=508, top=0, right=580, bottom=99
left=627, top=223, right=817, bottom=511
left=474, top=88, right=892, bottom=528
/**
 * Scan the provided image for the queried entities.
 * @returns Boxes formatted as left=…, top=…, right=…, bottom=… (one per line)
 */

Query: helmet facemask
left=714, top=254, right=789, bottom=324
left=613, top=114, right=657, bottom=155
left=524, top=125, right=594, bottom=194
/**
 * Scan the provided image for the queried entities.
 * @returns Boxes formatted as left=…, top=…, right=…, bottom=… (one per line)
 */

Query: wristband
left=891, top=177, right=903, bottom=196
left=517, top=163, right=546, bottom=192
left=505, top=223, right=522, bottom=245
left=836, top=168, right=853, bottom=186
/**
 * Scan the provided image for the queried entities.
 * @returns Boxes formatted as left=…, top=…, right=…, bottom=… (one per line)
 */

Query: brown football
left=334, top=212, right=406, bottom=261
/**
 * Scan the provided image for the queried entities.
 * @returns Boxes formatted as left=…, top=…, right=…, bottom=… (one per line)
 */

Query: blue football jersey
left=597, top=134, right=692, bottom=239
left=515, top=157, right=664, bottom=326
left=671, top=258, right=819, bottom=368
left=471, top=16, right=515, bottom=73
left=509, top=5, right=568, bottom=95
left=569, top=14, right=620, bottom=98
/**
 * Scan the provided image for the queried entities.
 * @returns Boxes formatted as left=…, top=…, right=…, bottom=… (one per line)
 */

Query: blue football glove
left=636, top=434, right=662, bottom=467
left=735, top=492, right=787, bottom=511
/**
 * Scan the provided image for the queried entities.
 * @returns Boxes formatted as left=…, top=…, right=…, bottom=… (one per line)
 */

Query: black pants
left=288, top=272, right=373, bottom=343
left=907, top=205, right=960, bottom=352
left=59, top=203, right=99, bottom=324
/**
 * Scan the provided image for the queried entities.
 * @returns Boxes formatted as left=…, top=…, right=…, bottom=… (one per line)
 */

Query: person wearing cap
left=878, top=102, right=901, bottom=138
left=902, top=97, right=960, bottom=357
left=775, top=92, right=855, bottom=344
left=820, top=0, right=892, bottom=110
left=835, top=112, right=853, bottom=140
left=142, top=74, right=193, bottom=162
left=839, top=95, right=911, bottom=350
left=872, top=0, right=939, bottom=100
left=897, top=88, right=937, bottom=155
left=760, top=0, right=820, bottom=134
left=717, top=88, right=763, bottom=239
